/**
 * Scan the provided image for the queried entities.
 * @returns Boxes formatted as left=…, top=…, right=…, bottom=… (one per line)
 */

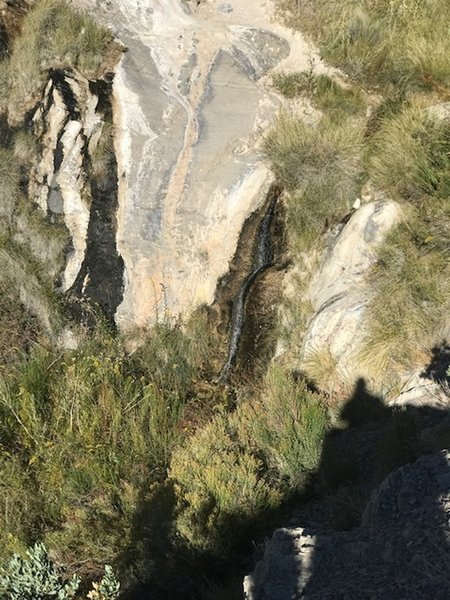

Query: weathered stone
left=392, top=370, right=449, bottom=409
left=302, top=200, right=403, bottom=381
left=29, top=71, right=102, bottom=292
left=68, top=0, right=325, bottom=329
left=245, top=451, right=450, bottom=600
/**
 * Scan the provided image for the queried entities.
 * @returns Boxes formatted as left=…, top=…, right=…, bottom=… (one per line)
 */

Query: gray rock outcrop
left=64, top=0, right=324, bottom=329
left=244, top=450, right=450, bottom=600
left=301, top=200, right=402, bottom=381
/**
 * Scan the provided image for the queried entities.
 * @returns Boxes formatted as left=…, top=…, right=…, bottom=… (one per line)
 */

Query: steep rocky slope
left=245, top=450, right=450, bottom=600
left=63, top=0, right=329, bottom=329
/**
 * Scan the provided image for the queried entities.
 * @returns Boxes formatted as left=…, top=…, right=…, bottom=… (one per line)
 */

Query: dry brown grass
left=1, top=0, right=120, bottom=123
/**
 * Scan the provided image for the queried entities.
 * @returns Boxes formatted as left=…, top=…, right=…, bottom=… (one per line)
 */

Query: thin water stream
left=219, top=191, right=279, bottom=381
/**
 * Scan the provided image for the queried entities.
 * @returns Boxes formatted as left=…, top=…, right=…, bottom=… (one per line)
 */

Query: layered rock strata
left=30, top=70, right=124, bottom=321
left=68, top=0, right=325, bottom=329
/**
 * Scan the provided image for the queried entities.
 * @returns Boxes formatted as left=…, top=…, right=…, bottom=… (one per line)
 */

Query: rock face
left=31, top=71, right=101, bottom=292
left=30, top=69, right=124, bottom=321
left=302, top=200, right=403, bottom=381
left=244, top=450, right=450, bottom=599
left=63, top=0, right=324, bottom=329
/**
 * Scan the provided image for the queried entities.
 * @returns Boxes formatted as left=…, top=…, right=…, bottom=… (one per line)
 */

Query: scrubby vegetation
left=0, top=311, right=329, bottom=594
left=0, top=0, right=119, bottom=124
left=271, top=0, right=450, bottom=388
left=171, top=366, right=327, bottom=555
left=0, top=140, right=67, bottom=366
left=0, top=325, right=199, bottom=564
left=0, top=0, right=448, bottom=598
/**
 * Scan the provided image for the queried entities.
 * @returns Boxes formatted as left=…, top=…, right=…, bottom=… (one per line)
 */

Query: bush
left=0, top=543, right=80, bottom=600
left=0, top=543, right=120, bottom=600
left=170, top=365, right=328, bottom=554
left=240, top=366, right=328, bottom=482
left=170, top=411, right=281, bottom=554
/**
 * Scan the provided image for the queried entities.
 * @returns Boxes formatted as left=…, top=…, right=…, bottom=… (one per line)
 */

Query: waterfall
left=219, top=190, right=278, bottom=381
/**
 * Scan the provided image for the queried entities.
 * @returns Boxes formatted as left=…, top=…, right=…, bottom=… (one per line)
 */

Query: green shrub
left=0, top=323, right=202, bottom=574
left=0, top=543, right=80, bottom=600
left=170, top=365, right=327, bottom=554
left=170, top=412, right=281, bottom=554
left=240, top=366, right=328, bottom=483
left=87, top=566, right=120, bottom=600
left=0, top=543, right=120, bottom=600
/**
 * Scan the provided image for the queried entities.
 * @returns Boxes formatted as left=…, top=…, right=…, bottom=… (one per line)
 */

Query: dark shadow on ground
left=300, top=378, right=450, bottom=599
left=117, top=475, right=316, bottom=600
left=421, top=341, right=450, bottom=387
left=118, top=377, right=450, bottom=599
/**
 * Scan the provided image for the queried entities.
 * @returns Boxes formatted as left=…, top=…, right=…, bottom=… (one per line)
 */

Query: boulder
left=302, top=200, right=403, bottom=382
left=245, top=451, right=450, bottom=599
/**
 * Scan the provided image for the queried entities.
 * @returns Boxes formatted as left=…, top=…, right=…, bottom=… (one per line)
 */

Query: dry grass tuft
left=264, top=113, right=364, bottom=253
left=1, top=0, right=119, bottom=123
left=273, top=71, right=365, bottom=116
left=359, top=199, right=450, bottom=379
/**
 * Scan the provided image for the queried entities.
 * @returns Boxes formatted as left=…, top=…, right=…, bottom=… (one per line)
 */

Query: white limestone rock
left=70, top=0, right=325, bottom=329
left=29, top=71, right=103, bottom=292
left=302, top=200, right=403, bottom=380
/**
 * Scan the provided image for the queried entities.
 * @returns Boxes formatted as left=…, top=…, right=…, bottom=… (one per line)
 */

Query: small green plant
left=0, top=543, right=80, bottom=600
left=0, top=543, right=120, bottom=600
left=87, top=566, right=120, bottom=600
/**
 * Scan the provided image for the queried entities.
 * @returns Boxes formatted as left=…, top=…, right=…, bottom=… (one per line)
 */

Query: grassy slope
left=269, top=0, right=450, bottom=388
left=0, top=0, right=449, bottom=597
left=0, top=1, right=331, bottom=587
left=0, top=0, right=118, bottom=124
